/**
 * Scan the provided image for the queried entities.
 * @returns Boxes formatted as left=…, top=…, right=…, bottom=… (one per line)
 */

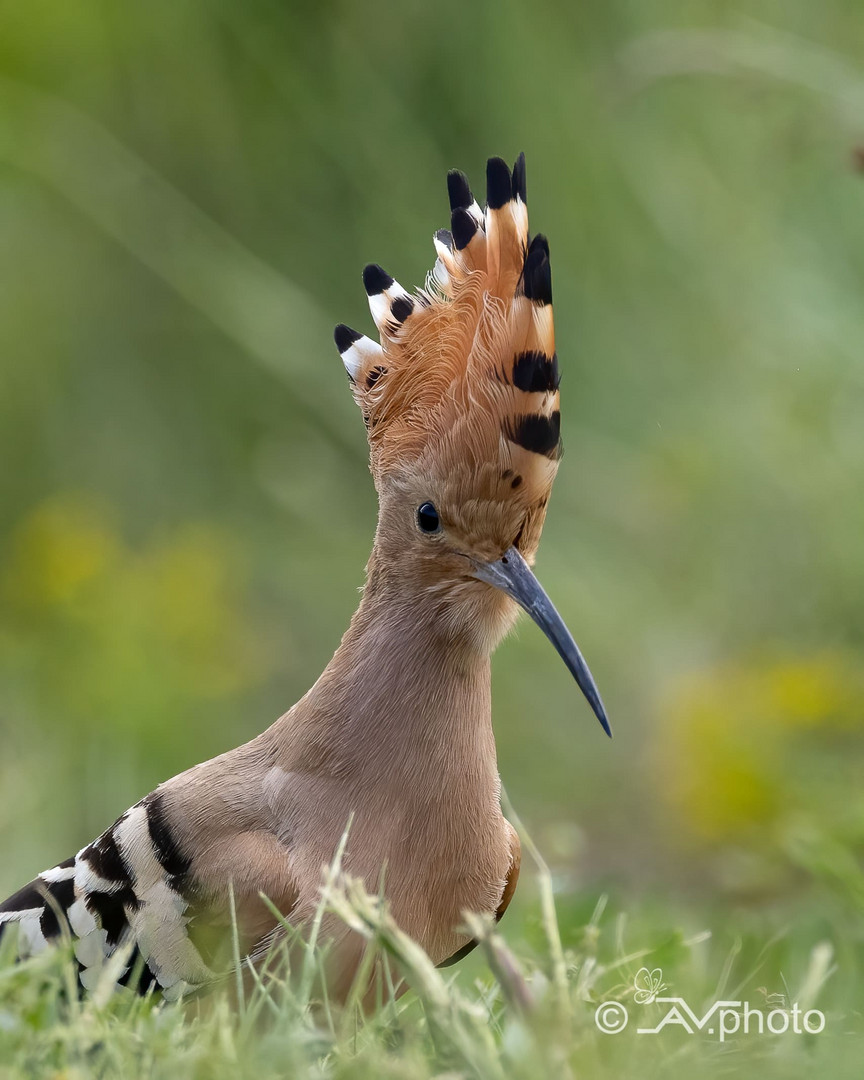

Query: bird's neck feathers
left=360, top=539, right=519, bottom=662
left=273, top=545, right=512, bottom=779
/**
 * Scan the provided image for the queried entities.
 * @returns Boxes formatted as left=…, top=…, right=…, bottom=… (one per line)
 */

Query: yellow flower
left=656, top=652, right=864, bottom=846
left=2, top=494, right=119, bottom=608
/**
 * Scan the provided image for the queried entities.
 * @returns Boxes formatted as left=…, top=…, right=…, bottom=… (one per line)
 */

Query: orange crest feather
left=334, top=154, right=561, bottom=511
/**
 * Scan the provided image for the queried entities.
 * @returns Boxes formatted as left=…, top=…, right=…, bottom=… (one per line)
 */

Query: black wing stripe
left=85, top=886, right=139, bottom=947
left=0, top=881, right=45, bottom=914
left=38, top=877, right=76, bottom=940
left=80, top=825, right=132, bottom=887
left=144, top=792, right=192, bottom=886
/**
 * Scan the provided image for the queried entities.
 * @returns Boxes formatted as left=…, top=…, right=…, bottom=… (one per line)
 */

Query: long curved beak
left=472, top=546, right=611, bottom=737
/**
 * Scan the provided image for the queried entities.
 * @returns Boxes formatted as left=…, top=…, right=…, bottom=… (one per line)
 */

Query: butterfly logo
left=633, top=967, right=667, bottom=1005
left=756, top=986, right=788, bottom=1009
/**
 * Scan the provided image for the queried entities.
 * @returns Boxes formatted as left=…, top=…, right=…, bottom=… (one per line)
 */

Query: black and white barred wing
left=0, top=792, right=216, bottom=998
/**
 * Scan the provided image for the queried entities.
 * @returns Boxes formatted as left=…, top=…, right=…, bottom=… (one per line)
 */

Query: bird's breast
left=268, top=760, right=511, bottom=961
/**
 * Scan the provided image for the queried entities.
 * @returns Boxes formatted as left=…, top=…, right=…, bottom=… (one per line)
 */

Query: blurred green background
left=1, top=0, right=863, bottom=1012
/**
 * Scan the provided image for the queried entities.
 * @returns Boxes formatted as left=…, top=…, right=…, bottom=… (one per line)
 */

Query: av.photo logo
left=594, top=967, right=826, bottom=1042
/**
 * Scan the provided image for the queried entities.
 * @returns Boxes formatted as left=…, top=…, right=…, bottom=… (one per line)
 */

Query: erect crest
left=334, top=154, right=561, bottom=507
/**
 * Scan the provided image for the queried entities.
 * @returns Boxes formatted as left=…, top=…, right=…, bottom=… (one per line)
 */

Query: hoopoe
left=0, top=154, right=609, bottom=1001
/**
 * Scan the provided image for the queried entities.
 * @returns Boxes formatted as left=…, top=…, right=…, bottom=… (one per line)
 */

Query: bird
left=0, top=153, right=610, bottom=1002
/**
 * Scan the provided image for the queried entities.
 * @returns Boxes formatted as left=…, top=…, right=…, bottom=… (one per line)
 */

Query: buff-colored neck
left=273, top=550, right=500, bottom=787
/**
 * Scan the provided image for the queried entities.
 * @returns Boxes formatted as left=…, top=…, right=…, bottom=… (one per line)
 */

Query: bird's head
left=334, top=155, right=609, bottom=736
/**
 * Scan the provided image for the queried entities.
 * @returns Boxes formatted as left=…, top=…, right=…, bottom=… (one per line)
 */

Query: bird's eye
left=416, top=502, right=441, bottom=534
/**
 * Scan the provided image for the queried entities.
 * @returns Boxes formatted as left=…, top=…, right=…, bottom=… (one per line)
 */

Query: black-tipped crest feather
left=362, top=264, right=394, bottom=296
left=447, top=169, right=473, bottom=211
left=511, top=152, right=527, bottom=203
left=451, top=207, right=477, bottom=250
left=521, top=234, right=552, bottom=304
left=486, top=157, right=512, bottom=210
left=334, top=324, right=362, bottom=354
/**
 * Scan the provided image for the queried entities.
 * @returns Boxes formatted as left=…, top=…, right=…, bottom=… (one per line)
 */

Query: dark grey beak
left=473, top=546, right=611, bottom=737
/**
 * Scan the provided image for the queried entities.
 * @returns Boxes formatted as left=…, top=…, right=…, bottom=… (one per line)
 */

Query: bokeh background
left=1, top=0, right=863, bottom=1017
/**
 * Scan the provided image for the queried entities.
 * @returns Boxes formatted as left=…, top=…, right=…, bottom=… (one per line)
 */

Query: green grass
left=0, top=827, right=860, bottom=1080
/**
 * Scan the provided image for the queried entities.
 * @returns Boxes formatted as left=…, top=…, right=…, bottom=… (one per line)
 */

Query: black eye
left=417, top=502, right=441, bottom=534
